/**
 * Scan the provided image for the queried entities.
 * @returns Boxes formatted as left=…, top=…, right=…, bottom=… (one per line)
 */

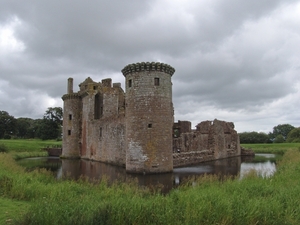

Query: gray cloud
left=0, top=0, right=299, bottom=132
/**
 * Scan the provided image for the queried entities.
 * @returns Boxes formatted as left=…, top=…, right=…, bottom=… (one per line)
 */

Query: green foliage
left=0, top=197, right=29, bottom=224
left=239, top=131, right=270, bottom=144
left=274, top=134, right=285, bottom=143
left=286, top=128, right=300, bottom=143
left=271, top=124, right=295, bottom=140
left=16, top=118, right=35, bottom=139
left=35, top=107, right=63, bottom=140
left=44, top=107, right=63, bottom=124
left=2, top=148, right=300, bottom=224
left=0, top=143, right=8, bottom=153
left=0, top=111, right=16, bottom=139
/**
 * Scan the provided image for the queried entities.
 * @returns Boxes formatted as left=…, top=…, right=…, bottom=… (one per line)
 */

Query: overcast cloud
left=0, top=0, right=299, bottom=133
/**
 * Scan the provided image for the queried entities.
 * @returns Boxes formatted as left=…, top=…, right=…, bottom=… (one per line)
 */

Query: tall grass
left=1, top=149, right=300, bottom=224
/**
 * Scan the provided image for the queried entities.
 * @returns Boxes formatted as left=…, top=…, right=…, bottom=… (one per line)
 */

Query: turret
left=61, top=77, right=82, bottom=158
left=122, top=62, right=175, bottom=173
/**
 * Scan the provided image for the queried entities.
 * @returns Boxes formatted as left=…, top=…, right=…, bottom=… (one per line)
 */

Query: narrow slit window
left=100, top=127, right=102, bottom=137
left=69, top=114, right=72, bottom=120
left=154, top=78, right=160, bottom=86
left=128, top=79, right=132, bottom=87
left=68, top=130, right=71, bottom=135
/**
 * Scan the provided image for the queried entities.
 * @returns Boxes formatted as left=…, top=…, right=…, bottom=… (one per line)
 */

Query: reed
left=1, top=149, right=300, bottom=224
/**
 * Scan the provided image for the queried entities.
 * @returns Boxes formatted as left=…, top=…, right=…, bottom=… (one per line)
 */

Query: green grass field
left=241, top=142, right=300, bottom=155
left=1, top=141, right=300, bottom=224
left=0, top=139, right=61, bottom=152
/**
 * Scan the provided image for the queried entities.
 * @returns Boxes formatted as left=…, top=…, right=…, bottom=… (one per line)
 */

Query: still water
left=18, top=154, right=277, bottom=193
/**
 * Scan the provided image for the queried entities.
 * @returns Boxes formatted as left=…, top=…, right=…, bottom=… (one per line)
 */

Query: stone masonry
left=62, top=62, right=243, bottom=174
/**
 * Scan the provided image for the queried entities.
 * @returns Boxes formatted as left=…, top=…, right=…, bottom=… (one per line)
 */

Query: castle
left=62, top=62, right=241, bottom=174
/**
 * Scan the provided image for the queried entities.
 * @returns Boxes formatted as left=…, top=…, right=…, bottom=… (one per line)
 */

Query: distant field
left=241, top=143, right=300, bottom=154
left=1, top=139, right=298, bottom=154
left=0, top=139, right=61, bottom=152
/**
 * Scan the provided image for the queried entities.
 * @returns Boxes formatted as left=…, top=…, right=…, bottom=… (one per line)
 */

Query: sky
left=0, top=0, right=299, bottom=133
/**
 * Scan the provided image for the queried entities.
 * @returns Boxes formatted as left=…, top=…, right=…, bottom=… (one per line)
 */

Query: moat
left=18, top=154, right=277, bottom=193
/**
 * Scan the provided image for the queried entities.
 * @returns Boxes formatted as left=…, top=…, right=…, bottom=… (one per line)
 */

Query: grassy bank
left=0, top=139, right=61, bottom=160
left=0, top=139, right=61, bottom=153
left=1, top=148, right=300, bottom=224
left=241, top=143, right=300, bottom=155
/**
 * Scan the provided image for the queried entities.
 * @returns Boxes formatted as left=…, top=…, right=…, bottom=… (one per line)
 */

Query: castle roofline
left=121, top=62, right=175, bottom=76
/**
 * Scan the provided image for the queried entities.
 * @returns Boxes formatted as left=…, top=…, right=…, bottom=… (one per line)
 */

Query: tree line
left=0, top=107, right=62, bottom=140
left=1, top=108, right=299, bottom=143
left=239, top=124, right=300, bottom=144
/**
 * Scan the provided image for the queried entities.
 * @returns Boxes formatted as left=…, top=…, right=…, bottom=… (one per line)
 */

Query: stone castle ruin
left=62, top=62, right=242, bottom=174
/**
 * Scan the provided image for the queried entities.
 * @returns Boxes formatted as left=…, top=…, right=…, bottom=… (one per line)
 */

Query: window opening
left=68, top=130, right=71, bottom=135
left=154, top=78, right=160, bottom=86
left=148, top=124, right=152, bottom=128
left=128, top=79, right=132, bottom=87
left=94, top=94, right=103, bottom=119
left=100, top=127, right=102, bottom=137
left=69, top=114, right=72, bottom=120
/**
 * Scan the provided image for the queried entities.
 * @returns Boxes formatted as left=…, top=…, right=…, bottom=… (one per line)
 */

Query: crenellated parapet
left=61, top=93, right=81, bottom=101
left=121, top=62, right=175, bottom=76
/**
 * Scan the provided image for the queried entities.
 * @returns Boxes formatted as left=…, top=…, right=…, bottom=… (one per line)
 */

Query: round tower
left=122, top=62, right=175, bottom=173
left=61, top=78, right=82, bottom=158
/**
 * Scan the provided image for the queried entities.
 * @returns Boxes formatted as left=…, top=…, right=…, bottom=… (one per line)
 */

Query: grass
left=1, top=140, right=300, bottom=224
left=0, top=197, right=29, bottom=225
left=0, top=139, right=60, bottom=160
left=0, top=148, right=300, bottom=224
left=0, top=139, right=61, bottom=153
left=242, top=142, right=300, bottom=155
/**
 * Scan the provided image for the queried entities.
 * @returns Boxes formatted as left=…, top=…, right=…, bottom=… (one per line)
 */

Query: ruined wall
left=173, top=119, right=241, bottom=167
left=122, top=62, right=175, bottom=173
left=62, top=63, right=244, bottom=173
left=80, top=78, right=126, bottom=166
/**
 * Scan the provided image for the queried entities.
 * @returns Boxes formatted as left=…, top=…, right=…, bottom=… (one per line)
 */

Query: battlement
left=61, top=93, right=81, bottom=100
left=121, top=62, right=175, bottom=76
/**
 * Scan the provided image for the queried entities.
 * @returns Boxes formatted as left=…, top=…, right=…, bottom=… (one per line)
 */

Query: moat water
left=18, top=153, right=277, bottom=193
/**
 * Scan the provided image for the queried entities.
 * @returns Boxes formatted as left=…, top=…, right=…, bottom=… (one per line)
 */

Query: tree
left=0, top=111, right=16, bottom=139
left=274, top=134, right=285, bottom=143
left=44, top=107, right=63, bottom=125
left=270, top=124, right=295, bottom=141
left=16, top=118, right=34, bottom=138
left=36, top=107, right=63, bottom=140
left=239, top=131, right=270, bottom=144
left=286, top=128, right=300, bottom=143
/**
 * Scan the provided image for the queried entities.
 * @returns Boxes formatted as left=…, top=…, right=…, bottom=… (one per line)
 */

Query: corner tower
left=122, top=62, right=175, bottom=173
left=61, top=78, right=82, bottom=158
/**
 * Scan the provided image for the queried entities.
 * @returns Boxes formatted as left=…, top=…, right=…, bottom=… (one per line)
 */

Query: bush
left=3, top=134, right=11, bottom=139
left=274, top=134, right=285, bottom=143
left=0, top=143, right=8, bottom=152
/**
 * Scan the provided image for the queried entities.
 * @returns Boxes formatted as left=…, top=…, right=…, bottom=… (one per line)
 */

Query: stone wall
left=61, top=92, right=82, bottom=158
left=80, top=78, right=126, bottom=166
left=122, top=62, right=175, bottom=173
left=62, top=62, right=246, bottom=174
left=173, top=119, right=241, bottom=167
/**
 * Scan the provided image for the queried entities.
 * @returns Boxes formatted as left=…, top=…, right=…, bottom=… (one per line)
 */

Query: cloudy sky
left=0, top=0, right=299, bottom=133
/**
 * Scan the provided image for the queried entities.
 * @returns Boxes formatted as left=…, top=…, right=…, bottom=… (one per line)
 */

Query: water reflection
left=240, top=154, right=277, bottom=179
left=18, top=154, right=277, bottom=193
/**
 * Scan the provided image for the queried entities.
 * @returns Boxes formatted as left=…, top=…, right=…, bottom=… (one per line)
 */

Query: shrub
left=274, top=134, right=285, bottom=143
left=3, top=134, right=11, bottom=139
left=0, top=143, right=8, bottom=152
